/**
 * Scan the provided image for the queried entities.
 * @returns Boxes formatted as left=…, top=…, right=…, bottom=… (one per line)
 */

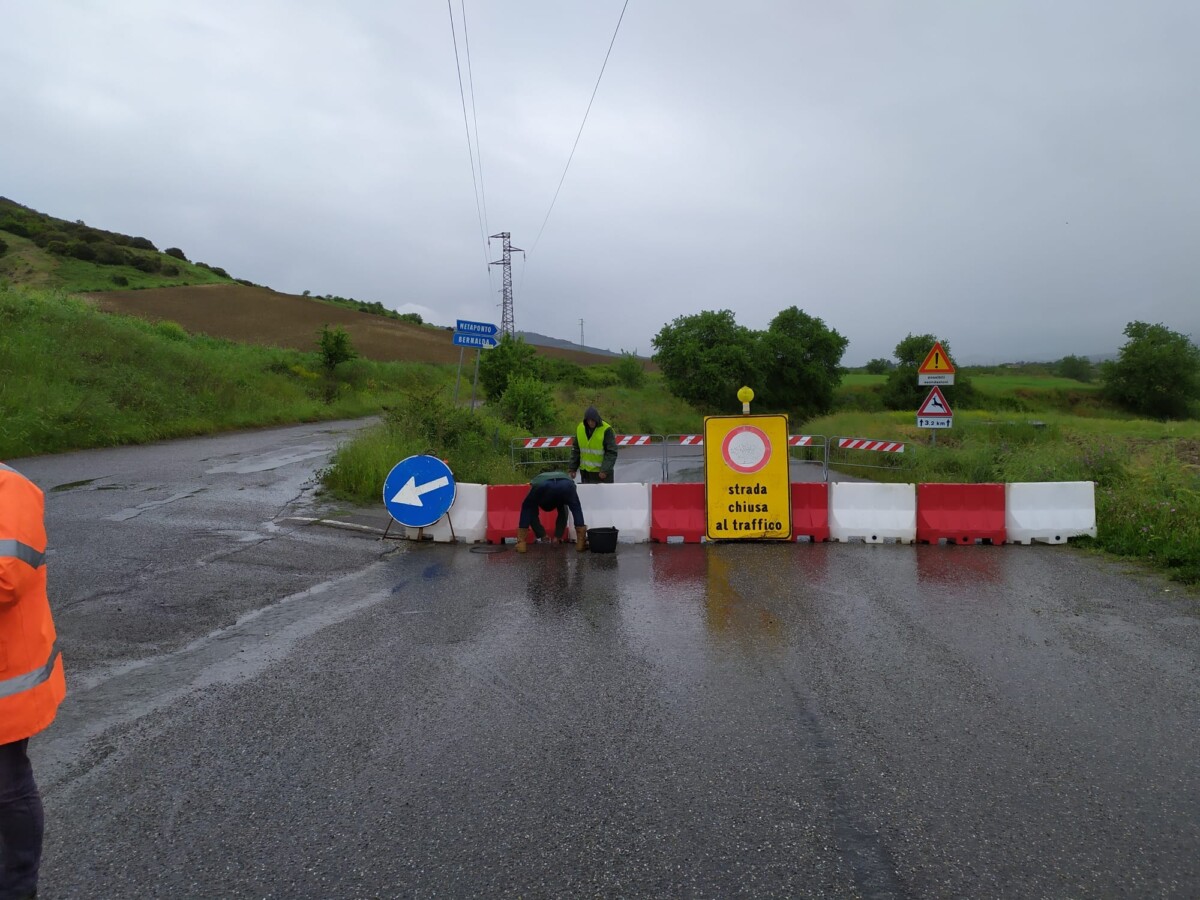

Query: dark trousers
left=0, top=739, right=42, bottom=900
left=580, top=471, right=611, bottom=484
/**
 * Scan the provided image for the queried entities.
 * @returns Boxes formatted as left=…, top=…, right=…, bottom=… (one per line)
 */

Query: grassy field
left=805, top=408, right=1200, bottom=586
left=0, top=284, right=453, bottom=458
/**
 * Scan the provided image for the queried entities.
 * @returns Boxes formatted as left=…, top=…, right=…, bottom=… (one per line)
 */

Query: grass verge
left=0, top=284, right=451, bottom=458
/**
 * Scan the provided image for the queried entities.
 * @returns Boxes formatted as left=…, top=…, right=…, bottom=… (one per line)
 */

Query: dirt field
left=83, top=284, right=624, bottom=367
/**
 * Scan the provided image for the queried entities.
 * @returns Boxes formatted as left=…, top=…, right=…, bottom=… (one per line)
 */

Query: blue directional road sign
left=453, top=332, right=498, bottom=349
left=456, top=319, right=499, bottom=336
left=382, top=455, right=457, bottom=528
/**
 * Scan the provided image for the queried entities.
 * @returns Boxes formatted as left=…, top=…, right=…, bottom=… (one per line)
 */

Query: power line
left=530, top=0, right=631, bottom=253
left=461, top=0, right=490, bottom=238
left=446, top=0, right=490, bottom=276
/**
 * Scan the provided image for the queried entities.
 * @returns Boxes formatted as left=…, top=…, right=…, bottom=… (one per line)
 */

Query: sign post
left=703, top=400, right=791, bottom=540
left=452, top=320, right=499, bottom=412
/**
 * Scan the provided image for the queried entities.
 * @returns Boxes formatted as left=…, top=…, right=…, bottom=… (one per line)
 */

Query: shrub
left=164, top=247, right=187, bottom=261
left=155, top=320, right=189, bottom=341
left=318, top=324, right=356, bottom=372
left=0, top=238, right=7, bottom=257
left=92, top=242, right=129, bottom=265
left=478, top=334, right=542, bottom=401
left=161, top=263, right=180, bottom=276
left=498, top=374, right=556, bottom=432
left=46, top=241, right=68, bottom=256
left=111, top=274, right=129, bottom=286
left=130, top=255, right=161, bottom=273
left=66, top=240, right=97, bottom=261
left=0, top=217, right=31, bottom=237
left=130, top=236, right=156, bottom=251
left=614, top=351, right=646, bottom=388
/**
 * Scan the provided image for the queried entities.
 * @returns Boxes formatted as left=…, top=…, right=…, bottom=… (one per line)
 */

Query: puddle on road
left=37, top=561, right=395, bottom=789
left=205, top=444, right=332, bottom=475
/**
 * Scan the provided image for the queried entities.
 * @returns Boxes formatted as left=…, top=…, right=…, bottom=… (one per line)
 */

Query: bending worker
left=1, top=462, right=67, bottom=900
left=516, top=470, right=587, bottom=552
left=568, top=405, right=617, bottom=484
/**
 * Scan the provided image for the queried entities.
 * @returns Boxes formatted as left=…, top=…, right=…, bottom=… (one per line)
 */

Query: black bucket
left=588, top=527, right=619, bottom=553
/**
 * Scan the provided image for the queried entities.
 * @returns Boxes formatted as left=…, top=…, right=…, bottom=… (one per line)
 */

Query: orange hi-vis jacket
left=0, top=462, right=66, bottom=745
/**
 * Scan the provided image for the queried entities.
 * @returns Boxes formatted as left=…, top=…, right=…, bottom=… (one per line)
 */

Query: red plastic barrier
left=485, top=484, right=569, bottom=544
left=791, top=482, right=830, bottom=542
left=650, top=483, right=707, bottom=543
left=916, top=483, right=1006, bottom=545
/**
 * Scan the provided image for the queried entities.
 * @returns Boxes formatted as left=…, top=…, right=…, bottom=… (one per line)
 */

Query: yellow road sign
left=918, top=342, right=956, bottom=385
left=703, top=414, right=792, bottom=540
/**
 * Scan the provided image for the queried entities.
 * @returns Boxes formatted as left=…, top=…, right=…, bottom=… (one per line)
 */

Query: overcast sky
left=5, top=1, right=1198, bottom=364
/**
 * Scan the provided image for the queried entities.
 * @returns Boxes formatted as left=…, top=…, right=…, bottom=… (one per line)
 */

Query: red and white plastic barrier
left=829, top=482, right=916, bottom=543
left=521, top=436, right=573, bottom=448
left=917, top=483, right=1006, bottom=545
left=406, top=482, right=488, bottom=543
left=389, top=479, right=1095, bottom=548
left=1005, top=482, right=1096, bottom=544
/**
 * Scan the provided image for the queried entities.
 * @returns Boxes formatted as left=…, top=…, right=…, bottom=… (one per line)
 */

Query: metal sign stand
left=382, top=512, right=457, bottom=544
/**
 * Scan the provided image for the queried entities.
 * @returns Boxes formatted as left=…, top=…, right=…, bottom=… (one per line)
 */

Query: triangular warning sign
left=918, top=342, right=955, bottom=374
left=917, top=387, right=953, bottom=417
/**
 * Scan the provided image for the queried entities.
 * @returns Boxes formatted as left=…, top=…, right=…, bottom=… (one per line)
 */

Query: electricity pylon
left=488, top=232, right=523, bottom=337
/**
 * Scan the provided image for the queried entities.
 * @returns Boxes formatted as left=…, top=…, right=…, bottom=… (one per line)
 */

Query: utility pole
left=580, top=319, right=584, bottom=346
left=488, top=232, right=522, bottom=337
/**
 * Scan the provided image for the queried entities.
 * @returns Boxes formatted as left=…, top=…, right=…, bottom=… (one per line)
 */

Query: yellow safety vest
left=576, top=421, right=612, bottom=472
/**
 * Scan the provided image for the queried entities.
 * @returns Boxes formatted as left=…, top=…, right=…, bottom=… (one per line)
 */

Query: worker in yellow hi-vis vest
left=568, top=406, right=618, bottom=485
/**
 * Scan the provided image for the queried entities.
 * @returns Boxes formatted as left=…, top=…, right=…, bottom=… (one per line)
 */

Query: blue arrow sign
left=382, top=455, right=457, bottom=528
left=455, top=319, right=499, bottom=336
left=453, top=332, right=498, bottom=349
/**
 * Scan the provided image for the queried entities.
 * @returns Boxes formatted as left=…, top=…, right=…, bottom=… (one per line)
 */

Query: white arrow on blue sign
left=382, top=455, right=457, bottom=528
left=453, top=332, right=498, bottom=349
left=456, top=319, right=499, bottom=336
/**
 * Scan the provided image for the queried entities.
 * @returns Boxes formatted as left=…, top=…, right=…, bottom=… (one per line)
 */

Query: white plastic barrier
left=575, top=483, right=652, bottom=542
left=828, top=482, right=916, bottom=544
left=1005, top=481, right=1096, bottom=544
left=404, top=482, right=488, bottom=543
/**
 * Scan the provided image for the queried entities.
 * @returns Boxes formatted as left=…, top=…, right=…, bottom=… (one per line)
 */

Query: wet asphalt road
left=10, top=421, right=1200, bottom=898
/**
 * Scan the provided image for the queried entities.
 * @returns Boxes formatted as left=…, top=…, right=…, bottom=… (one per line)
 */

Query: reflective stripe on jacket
left=575, top=421, right=612, bottom=473
left=0, top=463, right=66, bottom=744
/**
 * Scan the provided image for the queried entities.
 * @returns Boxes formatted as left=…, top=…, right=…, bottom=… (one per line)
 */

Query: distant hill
left=84, top=284, right=628, bottom=368
left=0, top=196, right=240, bottom=292
left=518, top=330, right=623, bottom=359
left=0, top=197, right=638, bottom=362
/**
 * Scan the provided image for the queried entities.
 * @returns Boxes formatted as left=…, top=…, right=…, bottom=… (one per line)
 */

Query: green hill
left=0, top=196, right=243, bottom=292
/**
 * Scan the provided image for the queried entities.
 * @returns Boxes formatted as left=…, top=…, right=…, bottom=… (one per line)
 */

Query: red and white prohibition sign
left=721, top=425, right=772, bottom=474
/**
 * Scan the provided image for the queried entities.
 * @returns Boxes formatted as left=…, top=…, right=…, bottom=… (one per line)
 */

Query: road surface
left=8, top=420, right=1197, bottom=898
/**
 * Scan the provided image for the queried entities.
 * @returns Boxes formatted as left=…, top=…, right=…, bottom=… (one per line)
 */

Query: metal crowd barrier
left=511, top=434, right=667, bottom=480
left=827, top=436, right=908, bottom=478
left=664, top=434, right=829, bottom=482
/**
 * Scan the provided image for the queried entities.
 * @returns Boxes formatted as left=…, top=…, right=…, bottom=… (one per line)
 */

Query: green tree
left=0, top=237, right=7, bottom=257
left=652, top=309, right=759, bottom=410
left=1102, top=321, right=1200, bottom=419
left=478, top=333, right=542, bottom=402
left=881, top=333, right=976, bottom=410
left=498, top=374, right=556, bottom=432
left=317, top=324, right=357, bottom=372
left=614, top=351, right=645, bottom=388
left=755, top=307, right=848, bottom=419
left=865, top=358, right=892, bottom=374
left=1056, top=354, right=1093, bottom=383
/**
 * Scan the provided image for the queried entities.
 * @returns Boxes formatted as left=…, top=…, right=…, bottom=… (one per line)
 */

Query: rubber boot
left=576, top=525, right=587, bottom=552
left=516, top=527, right=528, bottom=553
